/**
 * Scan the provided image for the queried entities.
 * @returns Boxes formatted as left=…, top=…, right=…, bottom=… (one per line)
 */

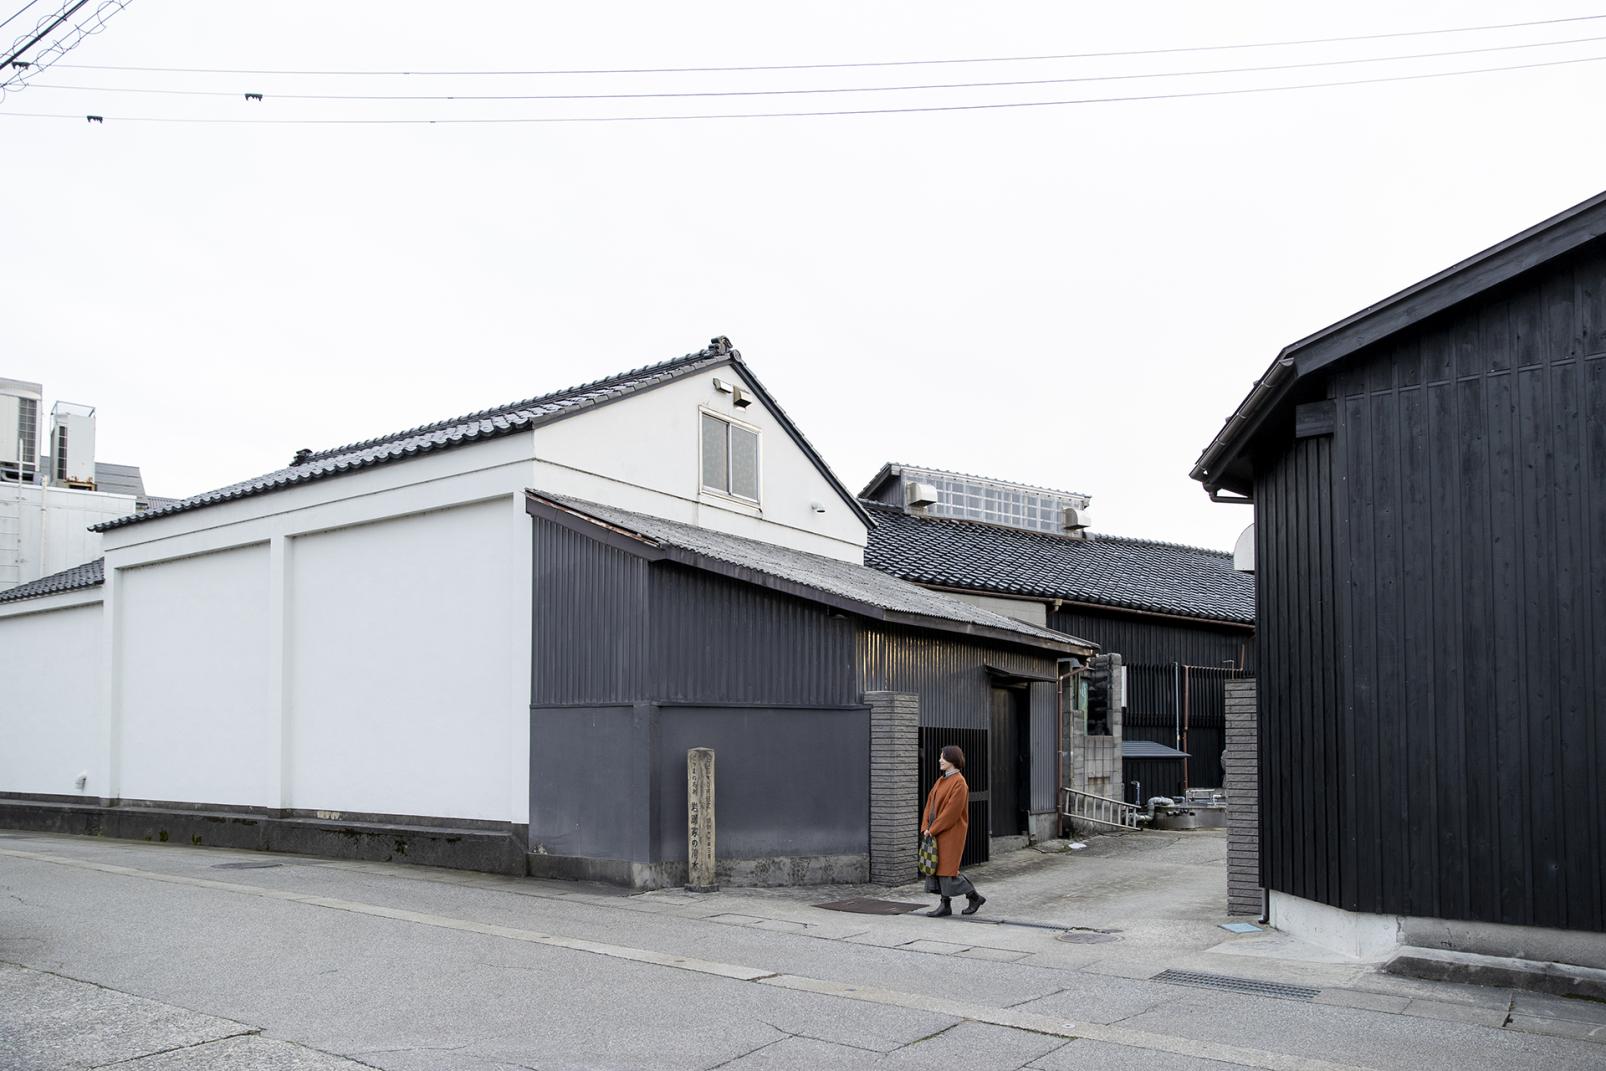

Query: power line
left=6, top=50, right=1605, bottom=125
left=27, top=31, right=1606, bottom=102
left=41, top=12, right=1606, bottom=78
left=0, top=1, right=46, bottom=36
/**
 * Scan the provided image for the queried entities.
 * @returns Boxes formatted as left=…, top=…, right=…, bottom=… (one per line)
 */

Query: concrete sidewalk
left=1, top=829, right=1602, bottom=1069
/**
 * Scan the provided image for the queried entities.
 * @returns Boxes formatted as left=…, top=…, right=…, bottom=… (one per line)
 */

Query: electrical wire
left=26, top=31, right=1606, bottom=101
left=5, top=49, right=1605, bottom=124
left=40, top=11, right=1606, bottom=78
left=0, top=0, right=46, bottom=36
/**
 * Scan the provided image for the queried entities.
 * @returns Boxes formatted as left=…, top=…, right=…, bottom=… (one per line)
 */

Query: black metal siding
left=650, top=563, right=856, bottom=706
left=1049, top=606, right=1254, bottom=671
left=858, top=625, right=1060, bottom=814
left=531, top=516, right=649, bottom=705
left=1254, top=238, right=1606, bottom=932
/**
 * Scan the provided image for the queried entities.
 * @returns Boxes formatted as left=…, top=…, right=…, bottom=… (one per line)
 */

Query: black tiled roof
left=0, top=558, right=104, bottom=604
left=92, top=346, right=728, bottom=532
left=862, top=502, right=1254, bottom=625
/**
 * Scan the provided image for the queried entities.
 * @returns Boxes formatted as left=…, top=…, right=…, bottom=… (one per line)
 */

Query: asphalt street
left=0, top=831, right=1602, bottom=1070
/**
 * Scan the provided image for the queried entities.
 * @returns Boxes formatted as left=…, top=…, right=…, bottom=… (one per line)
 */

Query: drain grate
left=814, top=898, right=926, bottom=915
left=1152, top=969, right=1320, bottom=1002
left=211, top=861, right=284, bottom=870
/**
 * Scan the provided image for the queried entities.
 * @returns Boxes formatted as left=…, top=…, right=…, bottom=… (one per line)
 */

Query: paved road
left=0, top=831, right=1601, bottom=1070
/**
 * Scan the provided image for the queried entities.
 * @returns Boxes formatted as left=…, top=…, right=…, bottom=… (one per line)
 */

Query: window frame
left=698, top=407, right=763, bottom=506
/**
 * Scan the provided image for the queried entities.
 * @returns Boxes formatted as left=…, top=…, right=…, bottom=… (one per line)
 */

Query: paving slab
left=0, top=962, right=254, bottom=1071
left=1033, top=1037, right=1252, bottom=1070
left=1312, top=988, right=1411, bottom=1014
left=99, top=1034, right=372, bottom=1070
left=1504, top=1014, right=1606, bottom=1044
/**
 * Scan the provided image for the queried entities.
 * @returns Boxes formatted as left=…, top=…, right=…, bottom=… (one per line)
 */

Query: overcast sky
left=7, top=1, right=1606, bottom=550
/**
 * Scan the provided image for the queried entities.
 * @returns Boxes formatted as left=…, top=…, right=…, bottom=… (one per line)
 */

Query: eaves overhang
left=1191, top=187, right=1606, bottom=497
left=524, top=492, right=1090, bottom=657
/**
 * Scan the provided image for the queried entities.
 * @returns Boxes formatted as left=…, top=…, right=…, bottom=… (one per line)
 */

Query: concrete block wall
left=1224, top=679, right=1260, bottom=917
left=866, top=691, right=919, bottom=885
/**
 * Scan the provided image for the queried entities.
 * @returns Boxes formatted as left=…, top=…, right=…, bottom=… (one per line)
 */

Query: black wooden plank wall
left=1254, top=433, right=1343, bottom=911
left=1257, top=240, right=1606, bottom=932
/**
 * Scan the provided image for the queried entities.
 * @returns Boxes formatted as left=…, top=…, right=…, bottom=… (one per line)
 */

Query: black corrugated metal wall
left=1254, top=237, right=1606, bottom=932
left=1050, top=607, right=1254, bottom=671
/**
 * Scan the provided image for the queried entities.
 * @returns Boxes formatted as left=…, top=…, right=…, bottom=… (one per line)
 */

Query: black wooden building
left=860, top=465, right=1254, bottom=794
left=1193, top=191, right=1606, bottom=937
left=523, top=491, right=1090, bottom=888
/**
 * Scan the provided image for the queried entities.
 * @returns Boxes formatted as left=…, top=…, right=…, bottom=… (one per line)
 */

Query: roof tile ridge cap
left=302, top=347, right=721, bottom=462
left=1088, top=531, right=1235, bottom=557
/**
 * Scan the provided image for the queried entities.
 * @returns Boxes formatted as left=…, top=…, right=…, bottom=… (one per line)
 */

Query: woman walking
left=920, top=745, right=985, bottom=917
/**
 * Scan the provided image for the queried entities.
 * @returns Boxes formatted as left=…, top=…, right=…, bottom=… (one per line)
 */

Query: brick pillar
left=1224, top=679, right=1260, bottom=917
left=865, top=691, right=919, bottom=885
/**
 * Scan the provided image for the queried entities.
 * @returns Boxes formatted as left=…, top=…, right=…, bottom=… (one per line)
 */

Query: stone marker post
left=686, top=747, right=718, bottom=892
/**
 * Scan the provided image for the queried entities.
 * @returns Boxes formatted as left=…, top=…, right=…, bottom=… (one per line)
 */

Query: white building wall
left=0, top=485, right=135, bottom=590
left=0, top=599, right=102, bottom=798
left=117, top=544, right=273, bottom=807
left=531, top=367, right=868, bottom=561
left=286, top=498, right=514, bottom=821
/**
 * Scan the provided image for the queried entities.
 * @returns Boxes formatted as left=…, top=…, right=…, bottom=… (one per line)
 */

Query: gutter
left=1188, top=357, right=1295, bottom=493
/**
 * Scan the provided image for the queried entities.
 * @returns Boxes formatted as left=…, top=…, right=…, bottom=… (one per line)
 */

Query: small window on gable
left=701, top=411, right=760, bottom=503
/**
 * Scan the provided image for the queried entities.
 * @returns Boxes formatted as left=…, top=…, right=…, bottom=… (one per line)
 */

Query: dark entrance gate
left=918, top=726, right=989, bottom=866
left=989, top=686, right=1029, bottom=836
left=1124, top=664, right=1249, bottom=790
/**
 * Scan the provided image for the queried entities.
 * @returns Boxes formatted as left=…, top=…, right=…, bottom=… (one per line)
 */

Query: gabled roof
left=1193, top=188, right=1606, bottom=496
left=94, top=339, right=872, bottom=532
left=862, top=501, right=1254, bottom=626
left=526, top=492, right=1092, bottom=654
left=0, top=558, right=104, bottom=604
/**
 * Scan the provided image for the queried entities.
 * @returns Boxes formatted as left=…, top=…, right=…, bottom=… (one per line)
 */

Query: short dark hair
left=941, top=744, right=966, bottom=770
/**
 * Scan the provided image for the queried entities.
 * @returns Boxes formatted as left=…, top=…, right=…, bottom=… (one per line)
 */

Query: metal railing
left=1061, top=786, right=1144, bottom=831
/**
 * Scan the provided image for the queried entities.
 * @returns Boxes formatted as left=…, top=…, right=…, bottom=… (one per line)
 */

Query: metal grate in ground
left=1151, top=969, right=1321, bottom=1002
left=813, top=898, right=926, bottom=915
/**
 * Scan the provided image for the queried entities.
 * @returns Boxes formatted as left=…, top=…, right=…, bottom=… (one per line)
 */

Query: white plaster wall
left=118, top=544, right=272, bottom=807
left=0, top=601, right=102, bottom=797
left=286, top=498, right=515, bottom=821
left=531, top=367, right=868, bottom=561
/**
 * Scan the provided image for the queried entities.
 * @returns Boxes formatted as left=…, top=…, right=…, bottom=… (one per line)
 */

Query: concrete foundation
left=526, top=851, right=869, bottom=890
left=0, top=797, right=529, bottom=875
left=1270, top=890, right=1606, bottom=970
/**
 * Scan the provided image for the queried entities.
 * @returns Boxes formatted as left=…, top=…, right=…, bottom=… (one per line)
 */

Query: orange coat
left=921, top=773, right=969, bottom=877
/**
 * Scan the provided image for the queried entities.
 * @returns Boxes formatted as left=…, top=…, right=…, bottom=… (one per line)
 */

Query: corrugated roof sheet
left=0, top=558, right=104, bottom=604
left=92, top=347, right=727, bottom=532
left=531, top=492, right=1092, bottom=653
left=862, top=501, right=1254, bottom=625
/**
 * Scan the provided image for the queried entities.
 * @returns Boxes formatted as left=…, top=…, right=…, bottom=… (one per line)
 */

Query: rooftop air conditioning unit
left=50, top=402, right=97, bottom=488
left=0, top=378, right=42, bottom=481
left=905, top=481, right=940, bottom=509
left=1061, top=505, right=1091, bottom=534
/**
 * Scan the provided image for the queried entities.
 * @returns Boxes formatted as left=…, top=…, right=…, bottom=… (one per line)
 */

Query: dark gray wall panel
left=528, top=704, right=652, bottom=861
left=653, top=705, right=868, bottom=861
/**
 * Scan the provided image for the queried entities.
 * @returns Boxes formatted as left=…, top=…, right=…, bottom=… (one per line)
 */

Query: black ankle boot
left=925, top=897, right=952, bottom=917
left=961, top=893, right=986, bottom=915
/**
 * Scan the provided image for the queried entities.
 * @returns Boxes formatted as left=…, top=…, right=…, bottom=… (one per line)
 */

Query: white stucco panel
left=286, top=498, right=515, bottom=822
left=118, top=543, right=273, bottom=807
left=0, top=602, right=102, bottom=798
left=530, top=367, right=868, bottom=561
